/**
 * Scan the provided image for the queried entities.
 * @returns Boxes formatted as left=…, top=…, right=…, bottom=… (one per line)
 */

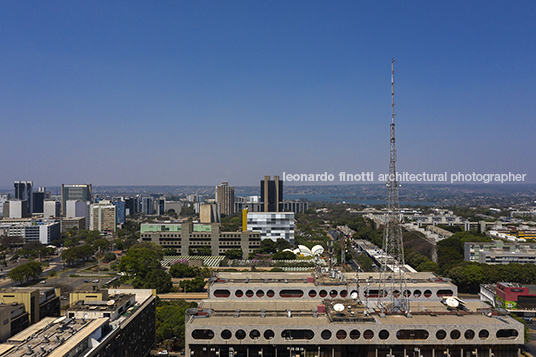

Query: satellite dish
left=350, top=292, right=358, bottom=299
left=107, top=300, right=115, bottom=306
left=333, top=303, right=345, bottom=312
left=445, top=297, right=459, bottom=308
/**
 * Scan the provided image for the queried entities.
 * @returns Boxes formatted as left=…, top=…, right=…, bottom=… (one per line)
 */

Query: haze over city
left=1, top=1, right=535, bottom=186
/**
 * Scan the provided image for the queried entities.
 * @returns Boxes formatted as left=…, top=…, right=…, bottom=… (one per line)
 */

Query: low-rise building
left=140, top=222, right=260, bottom=259
left=464, top=240, right=536, bottom=264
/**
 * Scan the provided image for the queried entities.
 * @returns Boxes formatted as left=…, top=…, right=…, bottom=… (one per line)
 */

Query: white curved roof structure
left=311, top=244, right=325, bottom=256
left=297, top=245, right=313, bottom=257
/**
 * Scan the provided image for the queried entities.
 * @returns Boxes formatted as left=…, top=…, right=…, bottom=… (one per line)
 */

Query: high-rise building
left=200, top=203, right=221, bottom=223
left=0, top=193, right=10, bottom=217
left=43, top=200, right=60, bottom=218
left=61, top=184, right=92, bottom=215
left=215, top=182, right=234, bottom=216
left=90, top=200, right=117, bottom=232
left=140, top=196, right=154, bottom=215
left=14, top=181, right=33, bottom=215
left=6, top=200, right=29, bottom=219
left=65, top=200, right=91, bottom=229
left=261, top=175, right=283, bottom=212
left=32, top=187, right=46, bottom=214
left=113, top=200, right=126, bottom=225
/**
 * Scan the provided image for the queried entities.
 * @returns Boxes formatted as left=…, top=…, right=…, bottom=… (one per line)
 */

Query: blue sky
left=1, top=1, right=535, bottom=186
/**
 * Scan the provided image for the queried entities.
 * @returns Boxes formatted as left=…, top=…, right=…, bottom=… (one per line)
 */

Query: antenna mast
left=378, top=59, right=409, bottom=314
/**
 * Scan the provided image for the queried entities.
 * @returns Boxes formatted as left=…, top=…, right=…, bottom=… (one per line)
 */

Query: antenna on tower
left=378, top=59, right=409, bottom=314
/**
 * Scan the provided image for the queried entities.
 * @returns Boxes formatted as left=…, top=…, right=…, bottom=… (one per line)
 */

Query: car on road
left=524, top=317, right=533, bottom=323
left=92, top=279, right=99, bottom=283
left=84, top=279, right=90, bottom=283
left=39, top=280, right=46, bottom=284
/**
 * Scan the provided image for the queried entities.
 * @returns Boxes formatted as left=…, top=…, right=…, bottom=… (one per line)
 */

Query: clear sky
left=1, top=1, right=535, bottom=187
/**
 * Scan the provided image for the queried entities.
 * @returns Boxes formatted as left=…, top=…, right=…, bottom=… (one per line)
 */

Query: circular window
left=350, top=330, right=360, bottom=339
left=451, top=330, right=461, bottom=340
left=414, top=290, right=422, bottom=298
left=256, top=290, right=264, bottom=298
left=250, top=330, right=260, bottom=340
left=221, top=330, right=232, bottom=339
left=235, top=290, right=243, bottom=298
left=336, top=330, right=347, bottom=340
left=309, top=290, right=317, bottom=298
left=424, top=290, right=432, bottom=298
left=321, top=330, right=332, bottom=340
left=264, top=330, right=275, bottom=340
left=393, top=290, right=400, bottom=298
left=236, top=330, right=246, bottom=340
left=379, top=330, right=390, bottom=340
left=319, top=290, right=328, bottom=298
left=350, top=290, right=358, bottom=298
left=330, top=290, right=338, bottom=298
left=267, top=290, right=275, bottom=298
left=465, top=330, right=475, bottom=340
left=479, top=330, right=489, bottom=340
left=436, top=330, right=447, bottom=340
left=364, top=330, right=374, bottom=340
left=340, top=290, right=348, bottom=298
left=403, top=290, right=411, bottom=298
left=246, top=290, right=254, bottom=298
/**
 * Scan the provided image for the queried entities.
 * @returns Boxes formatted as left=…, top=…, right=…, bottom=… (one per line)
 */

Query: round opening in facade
left=235, top=290, right=243, bottom=298
left=364, top=330, right=374, bottom=340
left=192, top=329, right=214, bottom=340
left=329, top=290, right=338, bottom=298
left=308, top=290, right=317, bottom=298
left=214, top=289, right=230, bottom=298
left=340, top=290, right=348, bottom=298
left=450, top=330, right=461, bottom=340
left=465, top=330, right=475, bottom=340
left=264, top=330, right=275, bottom=340
left=336, top=330, right=347, bottom=340
left=221, top=330, right=232, bottom=340
left=321, top=330, right=332, bottom=340
left=250, top=330, right=261, bottom=340
left=379, top=330, right=390, bottom=340
left=236, top=330, right=246, bottom=340
left=436, top=330, right=447, bottom=340
left=256, top=290, right=264, bottom=298
left=350, top=330, right=360, bottom=340
left=319, top=290, right=328, bottom=298
left=246, top=290, right=254, bottom=298
left=267, top=290, right=275, bottom=298
left=414, top=290, right=422, bottom=298
left=424, top=290, right=432, bottom=298
left=479, top=330, right=489, bottom=340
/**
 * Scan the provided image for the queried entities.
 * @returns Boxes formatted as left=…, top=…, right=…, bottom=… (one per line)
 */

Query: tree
left=7, top=261, right=42, bottom=283
left=156, top=300, right=197, bottom=346
left=179, top=276, right=206, bottom=292
left=0, top=235, right=24, bottom=251
left=61, top=245, right=95, bottom=265
left=272, top=251, right=296, bottom=260
left=133, top=269, right=173, bottom=293
left=118, top=243, right=163, bottom=280
left=93, top=238, right=111, bottom=252
left=169, top=263, right=198, bottom=278
left=224, top=249, right=243, bottom=260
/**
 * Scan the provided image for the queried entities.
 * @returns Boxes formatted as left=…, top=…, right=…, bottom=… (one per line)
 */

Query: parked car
left=39, top=280, right=46, bottom=284
left=92, top=279, right=99, bottom=283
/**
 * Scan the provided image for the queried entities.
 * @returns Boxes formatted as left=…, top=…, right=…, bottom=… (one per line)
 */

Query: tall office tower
left=260, top=176, right=283, bottom=212
left=14, top=181, right=33, bottom=215
left=32, top=188, right=46, bottom=214
left=7, top=200, right=29, bottom=218
left=113, top=200, right=125, bottom=225
left=200, top=203, right=221, bottom=223
left=140, top=196, right=154, bottom=215
left=61, top=184, right=92, bottom=215
left=0, top=193, right=10, bottom=217
left=215, top=182, right=234, bottom=216
left=90, top=200, right=117, bottom=232
left=156, top=198, right=166, bottom=216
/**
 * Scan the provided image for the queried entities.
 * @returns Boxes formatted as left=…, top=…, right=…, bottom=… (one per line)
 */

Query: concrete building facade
left=247, top=211, right=295, bottom=245
left=216, top=182, right=234, bottom=216
left=139, top=222, right=260, bottom=259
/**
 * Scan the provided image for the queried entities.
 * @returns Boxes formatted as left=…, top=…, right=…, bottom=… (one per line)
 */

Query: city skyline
left=1, top=1, right=535, bottom=186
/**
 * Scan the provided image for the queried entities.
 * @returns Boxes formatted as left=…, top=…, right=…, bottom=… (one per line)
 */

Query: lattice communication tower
left=378, top=59, right=409, bottom=314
